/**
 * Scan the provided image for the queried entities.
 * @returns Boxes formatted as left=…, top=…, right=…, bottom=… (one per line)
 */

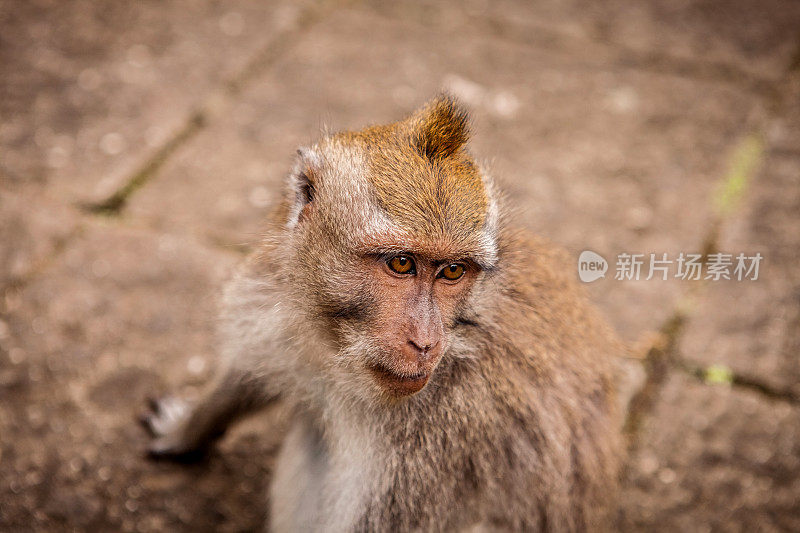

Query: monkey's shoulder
left=491, top=228, right=600, bottom=327
left=475, top=227, right=623, bottom=378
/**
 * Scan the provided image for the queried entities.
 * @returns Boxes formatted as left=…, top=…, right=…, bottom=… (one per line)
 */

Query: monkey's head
left=277, top=96, right=499, bottom=401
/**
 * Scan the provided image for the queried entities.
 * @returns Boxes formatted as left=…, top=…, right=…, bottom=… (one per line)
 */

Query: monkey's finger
left=138, top=412, right=159, bottom=437
left=158, top=397, right=188, bottom=422
left=146, top=396, right=162, bottom=414
left=146, top=439, right=207, bottom=464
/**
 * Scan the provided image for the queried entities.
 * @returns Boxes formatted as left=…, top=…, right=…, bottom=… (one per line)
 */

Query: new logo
left=578, top=250, right=608, bottom=282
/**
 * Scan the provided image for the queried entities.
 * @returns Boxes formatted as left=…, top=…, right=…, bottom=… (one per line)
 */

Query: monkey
left=141, top=95, right=623, bottom=532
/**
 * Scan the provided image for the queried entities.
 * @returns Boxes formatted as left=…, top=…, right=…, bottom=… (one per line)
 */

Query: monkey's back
left=462, top=226, right=623, bottom=530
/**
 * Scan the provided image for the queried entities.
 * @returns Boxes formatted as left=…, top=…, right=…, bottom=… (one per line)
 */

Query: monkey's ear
left=286, top=147, right=319, bottom=228
left=411, top=95, right=471, bottom=160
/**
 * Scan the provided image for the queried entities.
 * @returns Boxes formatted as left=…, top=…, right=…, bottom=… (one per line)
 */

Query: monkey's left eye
left=387, top=255, right=416, bottom=275
left=439, top=263, right=465, bottom=281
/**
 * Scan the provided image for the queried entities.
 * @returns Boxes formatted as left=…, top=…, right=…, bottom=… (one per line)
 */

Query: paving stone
left=0, top=220, right=282, bottom=531
left=377, top=0, right=800, bottom=81
left=0, top=185, right=79, bottom=289
left=0, top=0, right=313, bottom=200
left=620, top=371, right=800, bottom=531
left=679, top=84, right=800, bottom=394
left=3, top=220, right=235, bottom=391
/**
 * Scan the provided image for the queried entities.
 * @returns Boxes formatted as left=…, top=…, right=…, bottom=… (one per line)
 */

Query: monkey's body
left=143, top=97, right=622, bottom=532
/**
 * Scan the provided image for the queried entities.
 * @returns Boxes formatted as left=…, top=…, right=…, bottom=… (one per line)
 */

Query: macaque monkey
left=142, top=96, right=622, bottom=531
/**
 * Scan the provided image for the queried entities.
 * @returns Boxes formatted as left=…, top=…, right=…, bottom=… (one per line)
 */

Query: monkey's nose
left=408, top=339, right=430, bottom=352
left=407, top=339, right=439, bottom=360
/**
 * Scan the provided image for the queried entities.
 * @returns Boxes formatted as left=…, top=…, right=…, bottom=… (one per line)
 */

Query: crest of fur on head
left=283, top=95, right=499, bottom=269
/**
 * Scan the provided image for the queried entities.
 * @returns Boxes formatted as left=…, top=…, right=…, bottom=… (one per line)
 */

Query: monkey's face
left=288, top=223, right=484, bottom=399
left=353, top=251, right=480, bottom=398
left=284, top=187, right=491, bottom=400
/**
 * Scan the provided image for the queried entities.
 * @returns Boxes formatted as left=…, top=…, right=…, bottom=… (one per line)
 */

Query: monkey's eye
left=439, top=263, right=465, bottom=281
left=387, top=255, right=416, bottom=275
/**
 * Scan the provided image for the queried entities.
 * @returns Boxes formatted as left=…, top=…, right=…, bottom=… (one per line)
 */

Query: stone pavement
left=1, top=0, right=799, bottom=530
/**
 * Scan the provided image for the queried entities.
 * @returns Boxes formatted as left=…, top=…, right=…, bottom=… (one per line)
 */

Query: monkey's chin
left=368, top=363, right=430, bottom=397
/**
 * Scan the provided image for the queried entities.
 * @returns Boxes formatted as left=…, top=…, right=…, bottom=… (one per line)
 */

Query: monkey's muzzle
left=368, top=362, right=431, bottom=397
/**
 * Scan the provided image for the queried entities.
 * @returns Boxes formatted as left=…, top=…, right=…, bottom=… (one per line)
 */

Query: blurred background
left=1, top=0, right=799, bottom=531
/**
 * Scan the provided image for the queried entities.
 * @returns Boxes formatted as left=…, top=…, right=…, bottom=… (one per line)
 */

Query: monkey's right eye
left=387, top=256, right=416, bottom=275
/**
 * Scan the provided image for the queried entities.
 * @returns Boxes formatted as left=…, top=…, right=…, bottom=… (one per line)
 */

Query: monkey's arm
left=142, top=269, right=290, bottom=460
left=141, top=368, right=279, bottom=460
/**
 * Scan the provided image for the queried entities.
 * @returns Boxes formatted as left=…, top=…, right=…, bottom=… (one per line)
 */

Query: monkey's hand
left=139, top=397, right=210, bottom=462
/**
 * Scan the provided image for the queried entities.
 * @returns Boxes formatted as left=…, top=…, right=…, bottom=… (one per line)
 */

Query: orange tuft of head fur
left=411, top=95, right=471, bottom=160
left=333, top=96, right=489, bottom=255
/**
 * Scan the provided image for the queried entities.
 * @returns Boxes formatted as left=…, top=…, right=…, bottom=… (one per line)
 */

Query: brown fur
left=143, top=96, right=622, bottom=532
left=335, top=96, right=488, bottom=248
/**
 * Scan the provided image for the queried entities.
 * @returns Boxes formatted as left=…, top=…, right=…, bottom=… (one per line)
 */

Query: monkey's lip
left=368, top=363, right=430, bottom=396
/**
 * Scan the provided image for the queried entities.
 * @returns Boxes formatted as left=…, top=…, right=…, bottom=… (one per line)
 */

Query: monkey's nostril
left=408, top=338, right=442, bottom=358
left=408, top=339, right=431, bottom=353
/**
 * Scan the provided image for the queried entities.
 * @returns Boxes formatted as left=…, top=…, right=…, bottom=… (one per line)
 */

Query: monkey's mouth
left=368, top=363, right=430, bottom=396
